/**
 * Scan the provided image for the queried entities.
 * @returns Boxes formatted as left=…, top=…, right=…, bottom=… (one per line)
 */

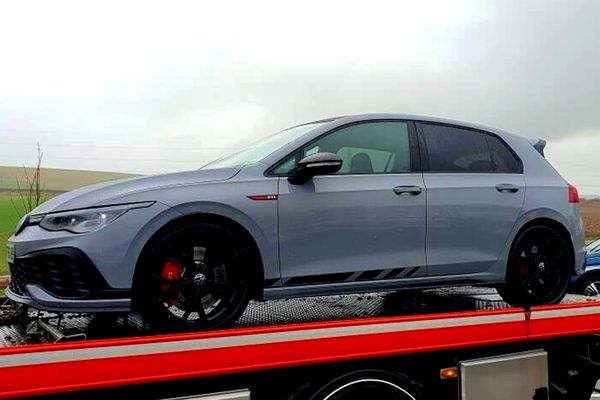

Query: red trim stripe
left=247, top=195, right=278, bottom=201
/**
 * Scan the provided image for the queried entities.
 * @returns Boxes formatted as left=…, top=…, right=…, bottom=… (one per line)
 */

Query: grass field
left=0, top=195, right=27, bottom=275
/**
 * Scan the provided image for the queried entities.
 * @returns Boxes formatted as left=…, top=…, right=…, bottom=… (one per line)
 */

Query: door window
left=273, top=121, right=411, bottom=175
left=421, top=124, right=521, bottom=173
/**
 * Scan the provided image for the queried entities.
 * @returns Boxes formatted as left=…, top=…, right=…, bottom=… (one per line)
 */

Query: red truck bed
left=0, top=288, right=599, bottom=399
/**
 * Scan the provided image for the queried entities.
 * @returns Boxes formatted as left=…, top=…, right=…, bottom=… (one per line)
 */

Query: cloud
left=0, top=0, right=599, bottom=192
left=546, top=132, right=600, bottom=195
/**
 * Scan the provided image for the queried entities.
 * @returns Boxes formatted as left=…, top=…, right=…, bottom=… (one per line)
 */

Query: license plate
left=6, top=244, right=15, bottom=264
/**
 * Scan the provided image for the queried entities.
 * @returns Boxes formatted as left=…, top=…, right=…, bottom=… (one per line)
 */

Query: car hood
left=31, top=167, right=240, bottom=214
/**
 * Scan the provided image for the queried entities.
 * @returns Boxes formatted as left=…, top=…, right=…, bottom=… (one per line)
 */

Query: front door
left=276, top=121, right=427, bottom=285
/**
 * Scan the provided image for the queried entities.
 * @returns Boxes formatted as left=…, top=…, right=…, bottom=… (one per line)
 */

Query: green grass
left=0, top=194, right=27, bottom=276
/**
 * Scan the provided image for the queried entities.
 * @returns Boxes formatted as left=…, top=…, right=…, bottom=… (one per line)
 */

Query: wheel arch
left=510, top=215, right=575, bottom=271
left=131, top=211, right=267, bottom=305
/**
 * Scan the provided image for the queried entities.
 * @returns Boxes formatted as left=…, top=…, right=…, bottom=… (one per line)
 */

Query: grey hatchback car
left=6, top=114, right=586, bottom=330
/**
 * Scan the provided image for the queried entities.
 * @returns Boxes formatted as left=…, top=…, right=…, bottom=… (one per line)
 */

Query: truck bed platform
left=0, top=288, right=599, bottom=399
left=0, top=287, right=517, bottom=346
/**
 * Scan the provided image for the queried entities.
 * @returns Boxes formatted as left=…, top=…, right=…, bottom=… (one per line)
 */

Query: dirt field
left=581, top=199, right=600, bottom=239
left=0, top=166, right=136, bottom=192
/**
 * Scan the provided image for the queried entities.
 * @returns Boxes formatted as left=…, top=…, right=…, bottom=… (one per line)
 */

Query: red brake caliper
left=161, top=257, right=183, bottom=305
left=517, top=264, right=529, bottom=278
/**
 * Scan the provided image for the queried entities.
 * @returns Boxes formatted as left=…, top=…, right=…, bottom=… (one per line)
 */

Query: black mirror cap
left=288, top=152, right=343, bottom=185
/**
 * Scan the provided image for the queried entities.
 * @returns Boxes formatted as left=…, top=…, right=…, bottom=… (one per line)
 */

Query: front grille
left=8, top=263, right=27, bottom=296
left=9, top=255, right=91, bottom=299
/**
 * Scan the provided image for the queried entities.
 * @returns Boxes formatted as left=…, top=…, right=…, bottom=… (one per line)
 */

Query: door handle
left=393, top=185, right=422, bottom=195
left=496, top=183, right=519, bottom=193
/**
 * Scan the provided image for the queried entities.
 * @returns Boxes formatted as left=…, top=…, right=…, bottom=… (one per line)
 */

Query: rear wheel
left=137, top=222, right=252, bottom=331
left=498, top=225, right=571, bottom=307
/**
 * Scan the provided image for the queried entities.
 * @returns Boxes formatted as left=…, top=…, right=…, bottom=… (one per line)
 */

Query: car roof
left=302, top=113, right=525, bottom=141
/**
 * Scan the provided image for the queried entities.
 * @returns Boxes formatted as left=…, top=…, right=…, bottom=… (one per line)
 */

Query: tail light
left=568, top=184, right=580, bottom=203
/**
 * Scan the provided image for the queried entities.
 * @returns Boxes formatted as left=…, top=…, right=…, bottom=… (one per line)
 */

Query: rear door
left=418, top=123, right=525, bottom=276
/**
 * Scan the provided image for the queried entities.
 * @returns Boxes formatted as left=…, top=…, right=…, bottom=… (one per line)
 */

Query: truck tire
left=304, top=369, right=422, bottom=400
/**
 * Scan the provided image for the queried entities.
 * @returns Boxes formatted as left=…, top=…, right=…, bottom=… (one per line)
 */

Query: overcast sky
left=1, top=1, right=599, bottom=193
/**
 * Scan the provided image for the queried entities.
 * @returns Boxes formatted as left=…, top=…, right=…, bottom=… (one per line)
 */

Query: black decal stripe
left=383, top=268, right=406, bottom=280
left=404, top=267, right=421, bottom=278
left=286, top=272, right=354, bottom=286
left=356, top=270, right=384, bottom=281
left=264, top=279, right=280, bottom=287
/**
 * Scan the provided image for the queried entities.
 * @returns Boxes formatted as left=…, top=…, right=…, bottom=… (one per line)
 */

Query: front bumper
left=5, top=201, right=174, bottom=313
left=6, top=247, right=131, bottom=312
left=6, top=285, right=130, bottom=313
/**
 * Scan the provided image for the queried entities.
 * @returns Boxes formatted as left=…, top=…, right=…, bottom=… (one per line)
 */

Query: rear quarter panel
left=493, top=132, right=586, bottom=276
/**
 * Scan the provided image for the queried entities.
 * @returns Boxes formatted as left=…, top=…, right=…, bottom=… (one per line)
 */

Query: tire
left=498, top=225, right=572, bottom=307
left=574, top=272, right=600, bottom=297
left=136, top=222, right=252, bottom=331
left=305, top=370, right=422, bottom=400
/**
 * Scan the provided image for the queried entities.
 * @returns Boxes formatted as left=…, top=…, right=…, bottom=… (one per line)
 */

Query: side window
left=273, top=122, right=411, bottom=175
left=485, top=135, right=521, bottom=173
left=421, top=124, right=494, bottom=172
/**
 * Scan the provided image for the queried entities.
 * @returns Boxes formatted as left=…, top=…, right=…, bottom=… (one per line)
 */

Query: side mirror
left=288, top=152, right=343, bottom=185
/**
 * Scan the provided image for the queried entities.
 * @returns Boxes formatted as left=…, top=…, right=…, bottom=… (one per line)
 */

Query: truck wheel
left=306, top=370, right=422, bottom=400
left=137, top=222, right=251, bottom=331
left=498, top=225, right=571, bottom=307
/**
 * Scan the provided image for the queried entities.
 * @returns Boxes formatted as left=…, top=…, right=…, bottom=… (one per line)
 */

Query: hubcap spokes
left=157, top=243, right=241, bottom=324
left=516, top=230, right=568, bottom=302
left=585, top=282, right=600, bottom=297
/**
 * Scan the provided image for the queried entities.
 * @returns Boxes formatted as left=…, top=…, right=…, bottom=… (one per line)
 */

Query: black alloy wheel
left=138, top=222, right=251, bottom=331
left=498, top=225, right=571, bottom=307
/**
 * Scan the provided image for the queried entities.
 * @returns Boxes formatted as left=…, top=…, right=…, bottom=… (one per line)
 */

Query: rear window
left=486, top=134, right=521, bottom=173
left=421, top=124, right=521, bottom=173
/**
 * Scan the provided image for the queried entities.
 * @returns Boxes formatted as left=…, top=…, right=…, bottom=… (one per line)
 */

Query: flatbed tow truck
left=1, top=287, right=600, bottom=400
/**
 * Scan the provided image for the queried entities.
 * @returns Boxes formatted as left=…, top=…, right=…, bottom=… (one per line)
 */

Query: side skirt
left=263, top=272, right=504, bottom=300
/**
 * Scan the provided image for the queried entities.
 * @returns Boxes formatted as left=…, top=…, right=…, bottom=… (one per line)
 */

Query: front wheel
left=498, top=225, right=572, bottom=307
left=136, top=222, right=252, bottom=331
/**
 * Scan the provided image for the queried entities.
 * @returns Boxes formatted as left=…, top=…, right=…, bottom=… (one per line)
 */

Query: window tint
left=485, top=134, right=521, bottom=173
left=422, top=124, right=493, bottom=172
left=273, top=122, right=411, bottom=175
left=421, top=124, right=520, bottom=173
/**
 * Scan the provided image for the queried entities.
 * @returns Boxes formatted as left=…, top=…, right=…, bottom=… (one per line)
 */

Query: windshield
left=588, top=239, right=600, bottom=253
left=202, top=122, right=326, bottom=170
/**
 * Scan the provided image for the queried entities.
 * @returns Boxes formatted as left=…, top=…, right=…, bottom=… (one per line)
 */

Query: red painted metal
left=0, top=303, right=597, bottom=399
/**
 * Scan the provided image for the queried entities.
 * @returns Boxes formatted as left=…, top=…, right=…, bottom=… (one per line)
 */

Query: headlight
left=37, top=202, right=154, bottom=234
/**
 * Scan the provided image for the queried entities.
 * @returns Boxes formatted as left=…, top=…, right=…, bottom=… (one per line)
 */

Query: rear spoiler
left=529, top=138, right=547, bottom=157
